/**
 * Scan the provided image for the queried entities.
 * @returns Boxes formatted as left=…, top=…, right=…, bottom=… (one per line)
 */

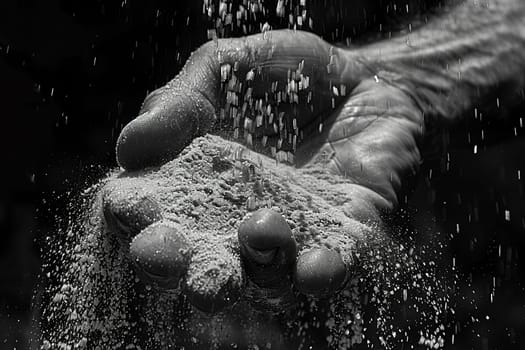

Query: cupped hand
left=106, top=29, right=424, bottom=312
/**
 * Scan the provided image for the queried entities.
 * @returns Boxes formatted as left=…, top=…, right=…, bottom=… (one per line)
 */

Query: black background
left=0, top=0, right=524, bottom=349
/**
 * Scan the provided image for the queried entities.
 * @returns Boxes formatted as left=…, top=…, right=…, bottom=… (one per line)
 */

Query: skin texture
left=101, top=0, right=525, bottom=345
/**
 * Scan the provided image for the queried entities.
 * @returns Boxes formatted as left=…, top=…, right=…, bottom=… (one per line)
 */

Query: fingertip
left=238, top=208, right=297, bottom=286
left=116, top=111, right=185, bottom=171
left=184, top=277, right=242, bottom=313
left=183, top=246, right=244, bottom=313
left=115, top=112, right=153, bottom=171
left=130, top=222, right=191, bottom=289
left=293, top=248, right=348, bottom=297
left=116, top=85, right=217, bottom=171
left=238, top=208, right=297, bottom=260
left=102, top=180, right=162, bottom=240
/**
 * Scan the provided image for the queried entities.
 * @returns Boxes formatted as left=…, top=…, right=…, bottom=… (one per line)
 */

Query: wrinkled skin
left=101, top=0, right=525, bottom=347
left=101, top=29, right=422, bottom=346
left=107, top=31, right=421, bottom=297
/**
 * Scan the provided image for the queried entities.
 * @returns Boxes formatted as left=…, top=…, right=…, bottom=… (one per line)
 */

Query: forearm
left=357, top=0, right=525, bottom=122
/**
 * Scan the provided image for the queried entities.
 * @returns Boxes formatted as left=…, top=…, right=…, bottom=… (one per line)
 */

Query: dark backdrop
left=0, top=1, right=523, bottom=349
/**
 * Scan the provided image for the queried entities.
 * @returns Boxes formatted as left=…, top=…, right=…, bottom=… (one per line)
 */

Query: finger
left=293, top=248, right=348, bottom=297
left=182, top=242, right=244, bottom=313
left=116, top=82, right=216, bottom=171
left=129, top=221, right=191, bottom=290
left=237, top=208, right=297, bottom=287
left=102, top=180, right=162, bottom=243
left=117, top=41, right=221, bottom=170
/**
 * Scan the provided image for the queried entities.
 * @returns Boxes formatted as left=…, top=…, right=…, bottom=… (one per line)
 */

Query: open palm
left=109, top=30, right=424, bottom=309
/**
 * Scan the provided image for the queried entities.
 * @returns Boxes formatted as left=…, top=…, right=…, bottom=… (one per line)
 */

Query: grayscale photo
left=1, top=0, right=524, bottom=349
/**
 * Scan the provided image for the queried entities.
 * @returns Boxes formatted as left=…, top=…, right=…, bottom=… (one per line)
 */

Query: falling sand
left=38, top=134, right=452, bottom=349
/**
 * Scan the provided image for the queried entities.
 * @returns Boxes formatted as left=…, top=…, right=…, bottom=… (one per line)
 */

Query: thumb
left=116, top=39, right=221, bottom=171
left=116, top=81, right=215, bottom=171
left=117, top=30, right=335, bottom=171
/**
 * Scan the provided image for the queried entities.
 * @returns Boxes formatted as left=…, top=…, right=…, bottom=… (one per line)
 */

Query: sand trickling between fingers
left=38, top=135, right=451, bottom=350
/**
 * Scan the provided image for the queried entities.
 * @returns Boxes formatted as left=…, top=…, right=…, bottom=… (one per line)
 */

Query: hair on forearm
left=358, top=0, right=525, bottom=123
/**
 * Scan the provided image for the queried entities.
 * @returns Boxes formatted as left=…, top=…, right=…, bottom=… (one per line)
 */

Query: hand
left=106, top=29, right=423, bottom=312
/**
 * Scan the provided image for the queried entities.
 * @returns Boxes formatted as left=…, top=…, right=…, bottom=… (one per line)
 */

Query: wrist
left=333, top=46, right=377, bottom=91
left=334, top=45, right=429, bottom=122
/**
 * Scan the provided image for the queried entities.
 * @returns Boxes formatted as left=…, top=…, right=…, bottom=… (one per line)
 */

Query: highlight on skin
left=38, top=0, right=525, bottom=349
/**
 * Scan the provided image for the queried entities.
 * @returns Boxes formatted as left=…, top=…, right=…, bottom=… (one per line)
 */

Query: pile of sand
left=38, top=135, right=369, bottom=349
left=38, top=134, right=450, bottom=349
left=111, top=133, right=371, bottom=284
